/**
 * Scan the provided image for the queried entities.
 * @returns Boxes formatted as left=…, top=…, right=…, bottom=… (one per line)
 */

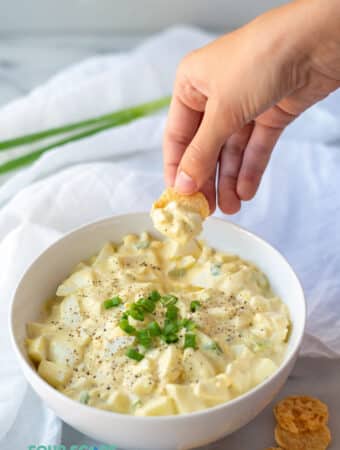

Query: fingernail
left=175, top=170, right=197, bottom=194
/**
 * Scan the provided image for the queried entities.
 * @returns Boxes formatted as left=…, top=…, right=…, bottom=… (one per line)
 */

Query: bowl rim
left=9, top=212, right=306, bottom=422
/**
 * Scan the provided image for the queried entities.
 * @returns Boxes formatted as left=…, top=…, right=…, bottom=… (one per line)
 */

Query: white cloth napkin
left=1, top=26, right=340, bottom=447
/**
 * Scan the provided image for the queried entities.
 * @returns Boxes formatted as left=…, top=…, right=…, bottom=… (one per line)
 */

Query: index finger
left=163, top=94, right=202, bottom=187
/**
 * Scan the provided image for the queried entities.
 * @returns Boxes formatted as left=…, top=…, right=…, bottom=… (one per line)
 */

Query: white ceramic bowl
left=10, top=213, right=306, bottom=450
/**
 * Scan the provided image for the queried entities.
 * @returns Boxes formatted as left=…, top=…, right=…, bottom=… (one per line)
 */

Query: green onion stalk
left=0, top=96, right=171, bottom=175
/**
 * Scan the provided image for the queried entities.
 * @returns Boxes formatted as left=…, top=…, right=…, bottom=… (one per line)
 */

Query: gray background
left=1, top=0, right=289, bottom=32
left=0, top=0, right=289, bottom=106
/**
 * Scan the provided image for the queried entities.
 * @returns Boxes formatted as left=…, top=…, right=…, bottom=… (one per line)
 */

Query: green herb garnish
left=210, top=262, right=222, bottom=276
left=163, top=320, right=179, bottom=336
left=190, top=300, right=201, bottom=312
left=119, top=318, right=136, bottom=335
left=161, top=334, right=179, bottom=344
left=149, top=290, right=161, bottom=302
left=79, top=391, right=90, bottom=404
left=253, top=341, right=268, bottom=352
left=0, top=96, right=171, bottom=175
left=118, top=291, right=200, bottom=353
left=135, top=240, right=150, bottom=249
left=147, top=321, right=162, bottom=336
left=203, top=341, right=223, bottom=354
left=103, top=296, right=122, bottom=309
left=128, top=304, right=145, bottom=321
left=168, top=268, right=186, bottom=278
left=125, top=348, right=144, bottom=361
left=180, top=318, right=196, bottom=331
left=160, top=294, right=178, bottom=306
left=132, top=399, right=142, bottom=409
left=136, top=297, right=156, bottom=313
left=165, top=304, right=179, bottom=321
left=136, top=329, right=152, bottom=349
left=184, top=333, right=197, bottom=350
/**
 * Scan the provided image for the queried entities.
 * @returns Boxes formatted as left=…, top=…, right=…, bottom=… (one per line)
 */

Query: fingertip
left=218, top=195, right=241, bottom=215
left=174, top=170, right=198, bottom=194
left=218, top=173, right=242, bottom=214
left=236, top=178, right=257, bottom=201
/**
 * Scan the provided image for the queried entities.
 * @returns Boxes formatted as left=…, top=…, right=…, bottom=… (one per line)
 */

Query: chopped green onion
left=168, top=268, right=186, bottom=278
left=136, top=329, right=152, bottom=349
left=180, top=318, right=196, bottom=331
left=203, top=341, right=223, bottom=354
left=184, top=333, right=197, bottom=349
left=128, top=304, right=145, bottom=321
left=79, top=391, right=90, bottom=404
left=165, top=304, right=179, bottom=321
left=161, top=334, right=179, bottom=344
left=253, top=341, right=268, bottom=352
left=0, top=96, right=171, bottom=175
left=125, top=348, right=144, bottom=361
left=136, top=297, right=156, bottom=313
left=160, top=294, right=178, bottom=306
left=103, top=296, right=122, bottom=309
left=149, top=290, right=161, bottom=302
left=0, top=122, right=122, bottom=176
left=210, top=262, right=222, bottom=276
left=135, top=240, right=150, bottom=249
left=147, top=321, right=162, bottom=336
left=0, top=96, right=171, bottom=152
left=163, top=320, right=179, bottom=336
left=133, top=399, right=142, bottom=409
left=190, top=300, right=201, bottom=312
left=119, top=318, right=136, bottom=335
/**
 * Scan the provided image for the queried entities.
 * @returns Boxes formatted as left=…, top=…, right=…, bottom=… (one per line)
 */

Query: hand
left=163, top=0, right=340, bottom=213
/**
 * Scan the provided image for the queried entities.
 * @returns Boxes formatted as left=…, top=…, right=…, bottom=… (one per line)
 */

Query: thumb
left=174, top=100, right=233, bottom=194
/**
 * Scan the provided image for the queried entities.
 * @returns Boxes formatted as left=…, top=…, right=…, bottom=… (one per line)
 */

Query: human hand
left=163, top=0, right=340, bottom=213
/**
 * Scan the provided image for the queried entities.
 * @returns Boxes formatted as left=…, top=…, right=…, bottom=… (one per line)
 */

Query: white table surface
left=33, top=357, right=338, bottom=449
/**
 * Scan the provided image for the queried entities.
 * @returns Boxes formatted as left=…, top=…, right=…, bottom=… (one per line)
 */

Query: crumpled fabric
left=0, top=26, right=340, bottom=447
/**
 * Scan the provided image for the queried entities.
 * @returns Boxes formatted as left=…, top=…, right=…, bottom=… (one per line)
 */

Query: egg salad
left=26, top=191, right=290, bottom=416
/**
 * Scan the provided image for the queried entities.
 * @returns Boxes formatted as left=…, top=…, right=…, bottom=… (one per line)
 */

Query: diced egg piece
left=193, top=374, right=232, bottom=405
left=60, top=295, right=82, bottom=327
left=56, top=267, right=94, bottom=296
left=26, top=336, right=48, bottom=363
left=157, top=345, right=183, bottom=383
left=38, top=360, right=72, bottom=388
left=165, top=384, right=206, bottom=413
left=48, top=338, right=82, bottom=367
left=26, top=322, right=46, bottom=338
left=135, top=396, right=176, bottom=416
left=107, top=389, right=131, bottom=413
left=252, top=358, right=277, bottom=385
left=93, top=243, right=115, bottom=267
left=183, top=348, right=216, bottom=382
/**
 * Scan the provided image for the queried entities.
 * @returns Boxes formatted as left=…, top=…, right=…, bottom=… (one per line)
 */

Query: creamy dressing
left=151, top=201, right=203, bottom=244
left=26, top=203, right=290, bottom=416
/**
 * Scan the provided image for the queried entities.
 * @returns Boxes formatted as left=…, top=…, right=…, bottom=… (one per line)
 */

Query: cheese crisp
left=273, top=395, right=331, bottom=450
left=26, top=191, right=290, bottom=416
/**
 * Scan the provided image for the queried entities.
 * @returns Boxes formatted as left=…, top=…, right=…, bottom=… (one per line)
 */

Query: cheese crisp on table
left=26, top=190, right=291, bottom=416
